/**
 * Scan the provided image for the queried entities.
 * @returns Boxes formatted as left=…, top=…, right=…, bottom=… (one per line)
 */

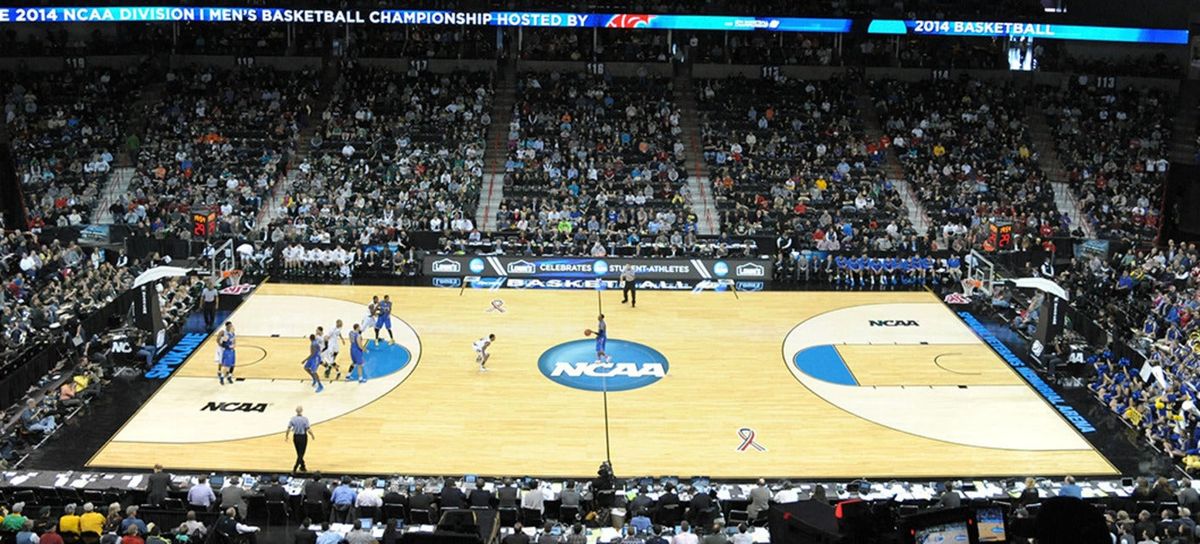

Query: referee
left=201, top=279, right=219, bottom=329
left=285, top=405, right=315, bottom=474
left=620, top=268, right=636, bottom=308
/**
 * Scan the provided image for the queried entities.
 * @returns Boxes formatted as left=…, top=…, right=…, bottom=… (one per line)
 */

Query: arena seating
left=5, top=68, right=145, bottom=228
left=352, top=26, right=498, bottom=59
left=2, top=13, right=1199, bottom=542
left=871, top=77, right=1066, bottom=251
left=698, top=77, right=907, bottom=255
left=113, top=66, right=317, bottom=238
left=489, top=72, right=693, bottom=257
left=277, top=68, right=491, bottom=252
left=1065, top=240, right=1200, bottom=466
left=1040, top=82, right=1173, bottom=241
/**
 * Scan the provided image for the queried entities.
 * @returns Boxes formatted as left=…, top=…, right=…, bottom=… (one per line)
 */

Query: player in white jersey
left=473, top=334, right=495, bottom=372
left=322, top=319, right=344, bottom=380
left=363, top=296, right=380, bottom=339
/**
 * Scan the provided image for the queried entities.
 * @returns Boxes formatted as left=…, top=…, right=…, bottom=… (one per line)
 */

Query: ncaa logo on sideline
left=592, top=260, right=609, bottom=276
left=539, top=339, right=669, bottom=392
left=713, top=261, right=729, bottom=277
left=469, top=258, right=486, bottom=274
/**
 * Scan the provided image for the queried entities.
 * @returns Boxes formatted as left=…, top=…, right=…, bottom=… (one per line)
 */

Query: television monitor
left=1008, top=36, right=1038, bottom=71
left=975, top=507, right=1007, bottom=542
left=914, top=521, right=969, bottom=544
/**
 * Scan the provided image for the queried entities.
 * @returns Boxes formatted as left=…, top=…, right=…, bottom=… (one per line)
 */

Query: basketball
left=584, top=329, right=593, bottom=337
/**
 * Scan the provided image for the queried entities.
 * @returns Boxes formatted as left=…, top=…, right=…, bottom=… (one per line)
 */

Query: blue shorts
left=376, top=315, right=392, bottom=329
left=221, top=351, right=236, bottom=367
left=304, top=356, right=320, bottom=371
left=595, top=336, right=607, bottom=354
left=351, top=350, right=364, bottom=366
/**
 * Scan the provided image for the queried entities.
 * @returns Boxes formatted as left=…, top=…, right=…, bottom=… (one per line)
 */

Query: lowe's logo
left=869, top=320, right=919, bottom=327
left=507, top=260, right=536, bottom=274
left=431, top=258, right=461, bottom=273
left=736, top=263, right=765, bottom=277
left=200, top=401, right=268, bottom=413
left=538, top=339, right=669, bottom=392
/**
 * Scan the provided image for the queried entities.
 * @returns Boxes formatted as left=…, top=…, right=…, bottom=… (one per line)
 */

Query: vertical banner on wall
left=1035, top=294, right=1065, bottom=347
left=132, top=282, right=165, bottom=344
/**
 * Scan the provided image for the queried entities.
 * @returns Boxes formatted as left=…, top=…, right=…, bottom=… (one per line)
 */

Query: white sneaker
left=479, top=367, right=488, bottom=372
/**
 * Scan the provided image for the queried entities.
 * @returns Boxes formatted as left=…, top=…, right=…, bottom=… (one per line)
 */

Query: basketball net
left=223, top=268, right=244, bottom=286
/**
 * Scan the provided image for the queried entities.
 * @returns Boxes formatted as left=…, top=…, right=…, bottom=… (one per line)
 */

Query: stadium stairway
left=1168, top=79, right=1199, bottom=165
left=477, top=68, right=515, bottom=232
left=268, top=87, right=334, bottom=229
left=115, top=80, right=164, bottom=168
left=1025, top=105, right=1095, bottom=238
left=93, top=167, right=136, bottom=224
left=92, top=81, right=166, bottom=224
left=674, top=76, right=719, bottom=236
left=855, top=86, right=929, bottom=236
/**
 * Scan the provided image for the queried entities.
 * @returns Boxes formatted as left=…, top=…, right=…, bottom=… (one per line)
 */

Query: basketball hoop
left=223, top=269, right=244, bottom=286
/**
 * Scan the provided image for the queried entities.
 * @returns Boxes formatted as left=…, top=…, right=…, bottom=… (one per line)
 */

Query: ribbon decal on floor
left=736, top=427, right=767, bottom=451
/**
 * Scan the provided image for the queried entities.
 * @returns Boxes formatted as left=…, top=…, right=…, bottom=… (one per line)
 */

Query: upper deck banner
left=0, top=7, right=851, bottom=33
left=867, top=18, right=1188, bottom=44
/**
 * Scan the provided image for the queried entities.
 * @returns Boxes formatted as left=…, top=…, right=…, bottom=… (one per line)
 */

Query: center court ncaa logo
left=538, top=339, right=669, bottom=392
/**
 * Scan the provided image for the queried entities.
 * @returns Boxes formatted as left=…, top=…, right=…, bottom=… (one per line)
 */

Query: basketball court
left=87, top=283, right=1118, bottom=479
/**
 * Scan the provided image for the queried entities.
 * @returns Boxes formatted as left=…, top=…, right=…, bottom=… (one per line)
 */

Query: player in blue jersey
left=217, top=322, right=236, bottom=385
left=375, top=294, right=395, bottom=344
left=347, top=323, right=369, bottom=382
left=917, top=254, right=932, bottom=285
left=214, top=326, right=227, bottom=384
left=898, top=256, right=913, bottom=284
left=946, top=254, right=962, bottom=284
left=868, top=255, right=884, bottom=287
left=882, top=256, right=897, bottom=287
left=834, top=255, right=848, bottom=286
left=304, top=333, right=324, bottom=393
left=848, top=255, right=864, bottom=287
left=587, top=314, right=611, bottom=363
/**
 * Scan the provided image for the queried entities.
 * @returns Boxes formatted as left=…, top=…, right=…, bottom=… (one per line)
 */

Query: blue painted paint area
left=348, top=340, right=412, bottom=381
left=792, top=345, right=859, bottom=386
